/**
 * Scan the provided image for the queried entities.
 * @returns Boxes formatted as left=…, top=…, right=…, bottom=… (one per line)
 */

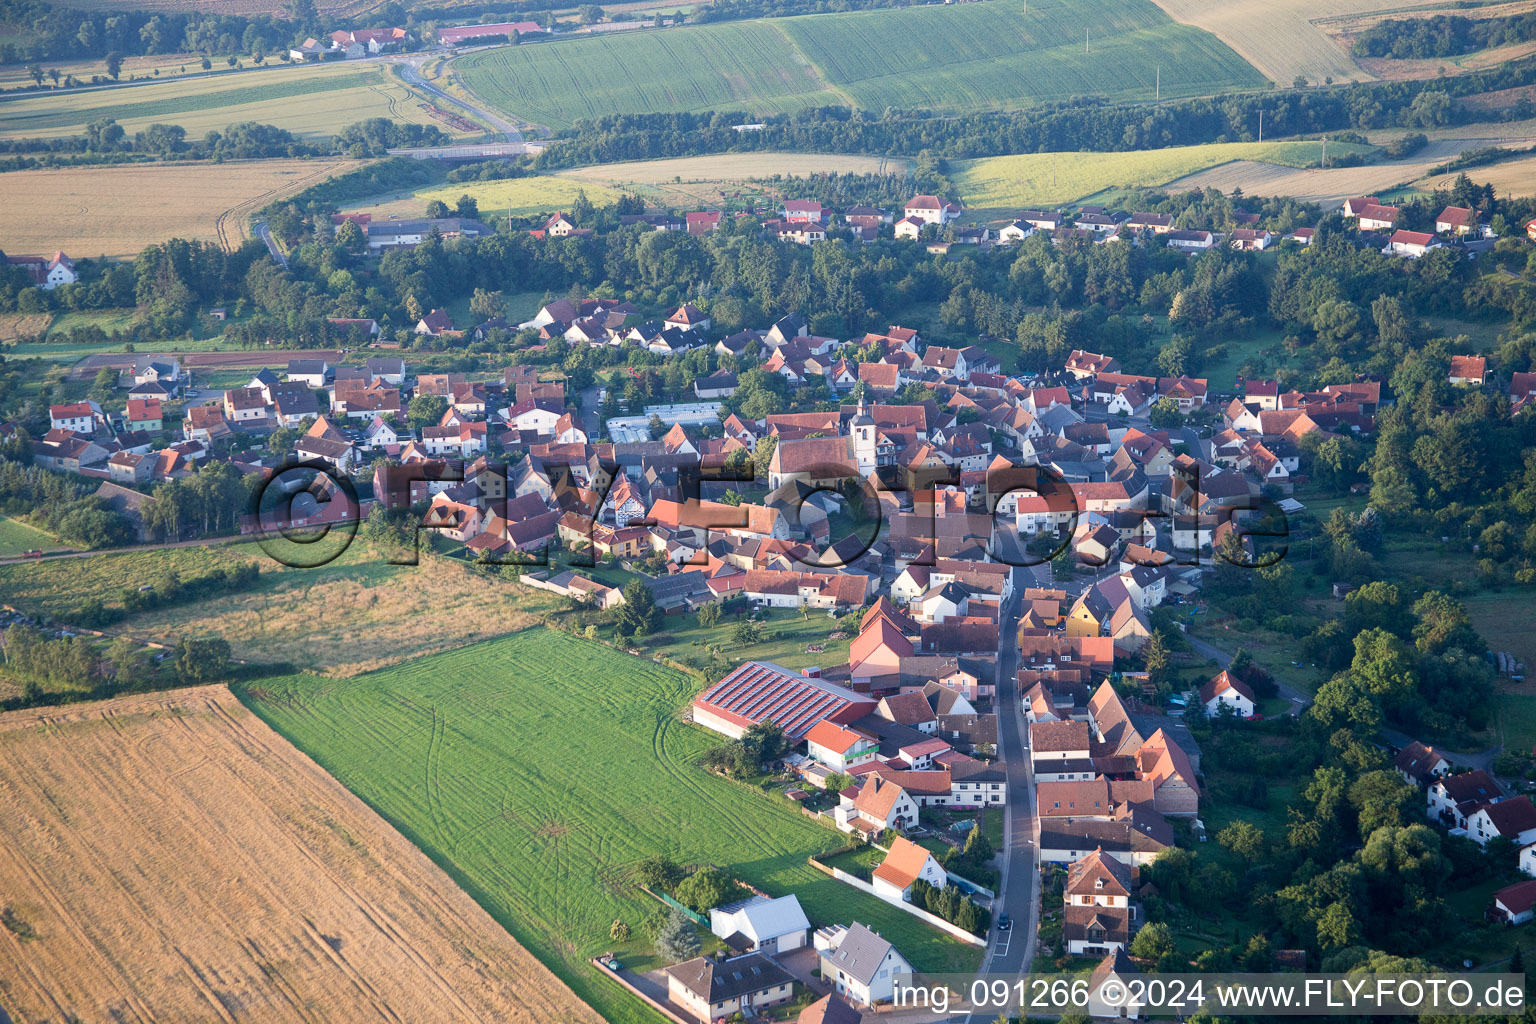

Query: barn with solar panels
left=691, top=662, right=877, bottom=741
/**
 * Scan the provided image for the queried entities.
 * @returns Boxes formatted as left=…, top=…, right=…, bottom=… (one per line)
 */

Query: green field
left=345, top=175, right=628, bottom=219
left=0, top=516, right=73, bottom=557
left=236, top=628, right=981, bottom=1024
left=0, top=61, right=448, bottom=140
left=456, top=0, right=1264, bottom=129
left=952, top=139, right=1375, bottom=210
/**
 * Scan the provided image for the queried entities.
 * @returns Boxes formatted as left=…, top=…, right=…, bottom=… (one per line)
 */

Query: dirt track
left=0, top=686, right=605, bottom=1024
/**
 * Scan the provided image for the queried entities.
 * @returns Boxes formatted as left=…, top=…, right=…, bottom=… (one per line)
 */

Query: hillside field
left=0, top=158, right=361, bottom=258
left=1148, top=0, right=1454, bottom=86
left=237, top=628, right=983, bottom=1024
left=345, top=173, right=628, bottom=220
left=0, top=687, right=601, bottom=1024
left=0, top=542, right=565, bottom=676
left=0, top=61, right=453, bottom=141
left=456, top=0, right=1264, bottom=130
left=951, top=139, right=1373, bottom=210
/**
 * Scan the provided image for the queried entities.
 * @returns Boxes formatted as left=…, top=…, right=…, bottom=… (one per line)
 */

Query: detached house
left=49, top=401, right=101, bottom=434
left=806, top=719, right=881, bottom=773
left=870, top=836, right=947, bottom=903
left=818, top=922, right=913, bottom=1007
left=709, top=894, right=811, bottom=955
left=903, top=194, right=962, bottom=226
left=1064, top=848, right=1135, bottom=955
left=836, top=776, right=918, bottom=836
left=663, top=953, right=795, bottom=1023
left=1449, top=355, right=1486, bottom=386
left=1466, top=796, right=1536, bottom=849
left=1199, top=670, right=1256, bottom=718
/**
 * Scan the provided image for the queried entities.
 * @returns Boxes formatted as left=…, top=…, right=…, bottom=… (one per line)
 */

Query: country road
left=393, top=55, right=529, bottom=144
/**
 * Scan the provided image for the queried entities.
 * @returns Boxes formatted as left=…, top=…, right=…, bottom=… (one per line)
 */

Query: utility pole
left=1155, top=65, right=1159, bottom=101
left=1086, top=28, right=1089, bottom=53
left=1258, top=108, right=1263, bottom=143
left=1322, top=135, right=1327, bottom=168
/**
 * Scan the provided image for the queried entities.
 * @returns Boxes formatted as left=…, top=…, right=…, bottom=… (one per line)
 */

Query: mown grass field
left=0, top=61, right=446, bottom=140
left=0, top=516, right=72, bottom=557
left=346, top=174, right=627, bottom=220
left=0, top=158, right=360, bottom=258
left=456, top=0, right=1263, bottom=129
left=556, top=151, right=908, bottom=206
left=951, top=139, right=1374, bottom=210
left=237, top=628, right=982, bottom=1024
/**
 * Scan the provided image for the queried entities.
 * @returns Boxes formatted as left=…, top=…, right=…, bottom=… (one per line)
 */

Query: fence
left=638, top=885, right=708, bottom=926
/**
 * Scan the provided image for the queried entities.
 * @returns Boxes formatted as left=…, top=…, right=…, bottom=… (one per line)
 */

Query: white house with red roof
left=903, top=195, right=961, bottom=227
left=1384, top=229, right=1439, bottom=258
left=1199, top=670, right=1255, bottom=718
left=870, top=835, right=946, bottom=901
left=8, top=252, right=77, bottom=290
left=805, top=720, right=881, bottom=773
left=49, top=400, right=101, bottom=434
left=1449, top=355, right=1486, bottom=386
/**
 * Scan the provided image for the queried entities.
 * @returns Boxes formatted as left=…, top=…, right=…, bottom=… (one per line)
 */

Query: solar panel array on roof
left=695, top=662, right=871, bottom=739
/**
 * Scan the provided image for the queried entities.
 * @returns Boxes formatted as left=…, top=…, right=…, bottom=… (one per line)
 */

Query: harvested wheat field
left=1418, top=150, right=1536, bottom=196
left=1149, top=0, right=1451, bottom=86
left=0, top=686, right=603, bottom=1024
left=1163, top=150, right=1469, bottom=203
left=0, top=159, right=358, bottom=258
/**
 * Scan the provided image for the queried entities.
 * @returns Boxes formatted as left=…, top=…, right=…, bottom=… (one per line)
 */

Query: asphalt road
left=394, top=55, right=527, bottom=144
left=963, top=577, right=1039, bottom=1021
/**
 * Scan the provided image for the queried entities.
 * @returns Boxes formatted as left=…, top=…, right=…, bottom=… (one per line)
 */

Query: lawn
left=235, top=628, right=982, bottom=1024
left=455, top=0, right=1263, bottom=130
left=634, top=605, right=855, bottom=675
left=0, top=516, right=73, bottom=556
left=951, top=140, right=1374, bottom=211
left=0, top=60, right=447, bottom=140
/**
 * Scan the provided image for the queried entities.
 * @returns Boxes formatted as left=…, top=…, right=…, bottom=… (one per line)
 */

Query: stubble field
left=238, top=627, right=983, bottom=1024
left=0, top=158, right=360, bottom=258
left=0, top=686, right=602, bottom=1024
left=455, top=0, right=1263, bottom=130
left=1147, top=0, right=1454, bottom=86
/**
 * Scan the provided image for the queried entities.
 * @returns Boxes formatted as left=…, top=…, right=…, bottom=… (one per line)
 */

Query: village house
left=1355, top=203, right=1400, bottom=231
left=1491, top=880, right=1536, bottom=925
left=123, top=398, right=162, bottom=432
left=836, top=776, right=919, bottom=836
left=1429, top=769, right=1503, bottom=830
left=903, top=194, right=962, bottom=226
left=1385, top=229, right=1440, bottom=259
left=1199, top=670, right=1256, bottom=718
left=663, top=952, right=795, bottom=1023
left=1395, top=741, right=1451, bottom=787
left=709, top=894, right=811, bottom=955
left=7, top=251, right=77, bottom=289
left=49, top=401, right=102, bottom=435
left=1449, top=355, right=1487, bottom=386
left=818, top=923, right=913, bottom=1007
left=870, top=835, right=947, bottom=903
left=1064, top=848, right=1135, bottom=955
left=805, top=719, right=881, bottom=774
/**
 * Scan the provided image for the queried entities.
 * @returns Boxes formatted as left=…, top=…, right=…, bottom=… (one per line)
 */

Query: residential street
left=963, top=575, right=1039, bottom=1022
